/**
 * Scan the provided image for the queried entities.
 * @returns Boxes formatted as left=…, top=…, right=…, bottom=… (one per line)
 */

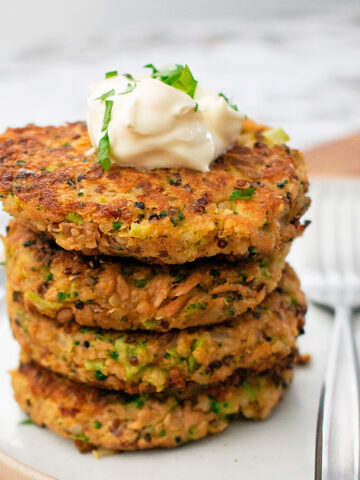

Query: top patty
left=0, top=120, right=309, bottom=264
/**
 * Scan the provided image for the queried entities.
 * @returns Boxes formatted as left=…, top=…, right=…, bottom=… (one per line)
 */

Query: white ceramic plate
left=0, top=180, right=358, bottom=480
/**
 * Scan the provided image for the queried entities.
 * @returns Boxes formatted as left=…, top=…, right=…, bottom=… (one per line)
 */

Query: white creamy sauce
left=87, top=71, right=243, bottom=171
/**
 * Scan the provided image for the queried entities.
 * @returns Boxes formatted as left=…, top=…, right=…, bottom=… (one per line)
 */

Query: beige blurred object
left=306, top=132, right=360, bottom=177
left=0, top=451, right=56, bottom=480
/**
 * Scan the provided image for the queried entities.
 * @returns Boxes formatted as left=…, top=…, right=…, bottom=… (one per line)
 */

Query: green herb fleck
left=170, top=210, right=185, bottom=227
left=158, top=429, right=166, bottom=437
left=229, top=187, right=256, bottom=201
left=144, top=64, right=158, bottom=74
left=219, top=92, right=238, bottom=111
left=150, top=64, right=198, bottom=98
left=186, top=302, right=208, bottom=312
left=277, top=180, right=288, bottom=189
left=134, top=396, right=145, bottom=409
left=97, top=131, right=111, bottom=171
left=106, top=349, right=119, bottom=360
left=65, top=212, right=84, bottom=225
left=113, top=221, right=122, bottom=230
left=94, top=370, right=107, bottom=381
left=118, top=83, right=136, bottom=95
left=77, top=433, right=90, bottom=443
left=133, top=278, right=148, bottom=288
left=93, top=421, right=102, bottom=429
left=242, top=382, right=257, bottom=402
left=23, top=240, right=34, bottom=247
left=19, top=418, right=33, bottom=425
left=187, top=357, right=200, bottom=373
left=96, top=88, right=115, bottom=101
left=101, top=100, right=113, bottom=131
left=105, top=71, right=118, bottom=78
left=56, top=292, right=68, bottom=302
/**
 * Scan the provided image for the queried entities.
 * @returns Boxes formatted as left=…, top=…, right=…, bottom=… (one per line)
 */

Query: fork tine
left=337, top=184, right=358, bottom=285
left=351, top=184, right=360, bottom=276
left=299, top=185, right=322, bottom=287
left=318, top=183, right=340, bottom=286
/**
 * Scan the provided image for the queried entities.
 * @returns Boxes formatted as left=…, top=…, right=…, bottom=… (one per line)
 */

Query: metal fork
left=299, top=181, right=360, bottom=480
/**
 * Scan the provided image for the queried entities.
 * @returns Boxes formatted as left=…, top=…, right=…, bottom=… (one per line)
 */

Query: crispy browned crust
left=12, top=360, right=293, bottom=452
left=9, top=264, right=306, bottom=394
left=0, top=120, right=309, bottom=264
left=5, top=220, right=291, bottom=331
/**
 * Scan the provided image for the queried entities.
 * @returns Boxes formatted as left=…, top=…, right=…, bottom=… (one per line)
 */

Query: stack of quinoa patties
left=0, top=118, right=309, bottom=453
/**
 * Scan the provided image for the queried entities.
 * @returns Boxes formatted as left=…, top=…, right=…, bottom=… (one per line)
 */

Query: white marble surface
left=1, top=3, right=359, bottom=151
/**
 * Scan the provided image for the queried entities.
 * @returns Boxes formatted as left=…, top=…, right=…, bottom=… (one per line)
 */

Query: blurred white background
left=1, top=0, right=360, bottom=149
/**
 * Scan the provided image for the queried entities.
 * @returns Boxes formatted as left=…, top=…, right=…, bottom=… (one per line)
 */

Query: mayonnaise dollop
left=87, top=69, right=243, bottom=171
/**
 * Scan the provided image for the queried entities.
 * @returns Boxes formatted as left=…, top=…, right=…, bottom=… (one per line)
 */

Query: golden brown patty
left=5, top=220, right=290, bottom=331
left=9, top=265, right=305, bottom=393
left=0, top=120, right=309, bottom=264
left=12, top=361, right=293, bottom=452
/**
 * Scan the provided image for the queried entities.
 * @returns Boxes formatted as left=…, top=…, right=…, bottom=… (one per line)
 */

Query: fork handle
left=315, top=304, right=360, bottom=480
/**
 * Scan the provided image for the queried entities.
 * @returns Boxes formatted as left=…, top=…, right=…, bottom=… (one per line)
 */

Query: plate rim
left=0, top=450, right=57, bottom=480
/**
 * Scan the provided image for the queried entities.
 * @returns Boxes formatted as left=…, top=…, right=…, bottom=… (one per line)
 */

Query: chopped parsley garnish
left=144, top=64, right=158, bottom=74
left=105, top=70, right=118, bottom=78
left=101, top=100, right=113, bottom=131
left=93, top=421, right=102, bottom=429
left=219, top=92, right=238, bottom=111
left=229, top=187, right=256, bottom=201
left=123, top=73, right=135, bottom=81
left=194, top=102, right=199, bottom=112
left=118, top=83, right=136, bottom=95
left=170, top=65, right=198, bottom=98
left=96, top=88, right=115, bottom=101
left=97, top=131, right=111, bottom=171
left=148, top=64, right=198, bottom=99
